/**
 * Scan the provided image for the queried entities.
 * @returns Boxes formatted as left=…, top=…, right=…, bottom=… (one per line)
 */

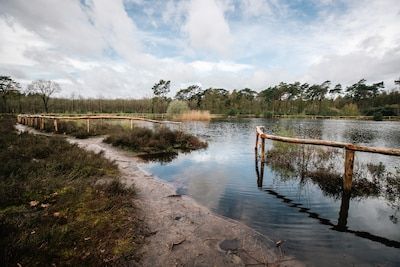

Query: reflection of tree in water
left=344, top=127, right=377, bottom=144
left=264, top=140, right=400, bottom=224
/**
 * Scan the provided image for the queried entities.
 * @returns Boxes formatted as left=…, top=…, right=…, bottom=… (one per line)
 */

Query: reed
left=177, top=110, right=211, bottom=121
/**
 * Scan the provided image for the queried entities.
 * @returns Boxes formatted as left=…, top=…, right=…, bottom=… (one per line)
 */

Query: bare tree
left=0, top=76, right=20, bottom=113
left=27, top=80, right=61, bottom=113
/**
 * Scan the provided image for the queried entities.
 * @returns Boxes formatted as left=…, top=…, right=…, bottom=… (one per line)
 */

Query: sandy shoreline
left=17, top=124, right=302, bottom=267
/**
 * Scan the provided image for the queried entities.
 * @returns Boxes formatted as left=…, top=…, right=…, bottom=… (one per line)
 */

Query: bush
left=104, top=125, right=207, bottom=153
left=373, top=111, right=383, bottom=121
left=226, top=109, right=238, bottom=116
left=340, top=103, right=360, bottom=116
left=166, top=100, right=189, bottom=115
left=364, top=106, right=397, bottom=116
left=263, top=111, right=273, bottom=118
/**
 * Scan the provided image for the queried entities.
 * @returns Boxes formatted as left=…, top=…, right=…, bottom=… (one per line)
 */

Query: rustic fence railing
left=255, top=126, right=400, bottom=192
left=17, top=114, right=181, bottom=133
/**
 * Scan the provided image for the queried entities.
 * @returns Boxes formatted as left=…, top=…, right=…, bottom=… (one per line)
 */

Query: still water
left=141, top=119, right=400, bottom=266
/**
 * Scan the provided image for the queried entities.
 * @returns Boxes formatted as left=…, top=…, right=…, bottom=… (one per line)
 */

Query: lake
left=140, top=118, right=400, bottom=266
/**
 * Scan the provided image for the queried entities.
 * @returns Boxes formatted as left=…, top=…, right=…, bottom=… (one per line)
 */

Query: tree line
left=1, top=75, right=399, bottom=117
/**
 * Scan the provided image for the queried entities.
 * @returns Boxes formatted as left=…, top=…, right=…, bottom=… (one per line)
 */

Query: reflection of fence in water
left=254, top=126, right=400, bottom=248
left=254, top=155, right=400, bottom=249
left=255, top=126, right=400, bottom=192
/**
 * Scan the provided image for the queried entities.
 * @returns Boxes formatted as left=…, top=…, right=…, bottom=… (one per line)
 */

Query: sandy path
left=17, top=124, right=302, bottom=267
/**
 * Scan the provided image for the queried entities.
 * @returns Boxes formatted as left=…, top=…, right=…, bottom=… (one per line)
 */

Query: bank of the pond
left=1, top=117, right=147, bottom=266
left=17, top=124, right=302, bottom=267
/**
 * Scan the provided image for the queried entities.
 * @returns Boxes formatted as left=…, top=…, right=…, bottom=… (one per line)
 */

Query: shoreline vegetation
left=12, top=112, right=400, bottom=121
left=0, top=115, right=148, bottom=266
left=2, top=76, right=399, bottom=122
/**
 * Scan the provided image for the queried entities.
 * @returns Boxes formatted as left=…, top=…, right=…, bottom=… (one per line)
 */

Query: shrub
left=263, top=111, right=273, bottom=118
left=341, top=103, right=360, bottom=116
left=166, top=100, right=189, bottom=115
left=104, top=125, right=207, bottom=153
left=226, top=109, right=238, bottom=116
left=373, top=111, right=383, bottom=121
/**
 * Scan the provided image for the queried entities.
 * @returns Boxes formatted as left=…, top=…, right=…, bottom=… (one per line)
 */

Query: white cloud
left=183, top=0, right=233, bottom=56
left=0, top=0, right=399, bottom=98
left=0, top=18, right=48, bottom=66
left=190, top=61, right=252, bottom=72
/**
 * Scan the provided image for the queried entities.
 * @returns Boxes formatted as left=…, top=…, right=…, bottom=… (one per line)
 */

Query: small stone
left=40, top=203, right=50, bottom=208
left=231, top=254, right=242, bottom=265
left=29, top=200, right=39, bottom=207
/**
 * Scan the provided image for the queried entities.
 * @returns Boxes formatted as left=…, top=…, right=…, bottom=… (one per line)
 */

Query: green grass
left=0, top=115, right=147, bottom=266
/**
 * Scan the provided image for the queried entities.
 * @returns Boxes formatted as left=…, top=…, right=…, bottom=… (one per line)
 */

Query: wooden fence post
left=86, top=119, right=90, bottom=133
left=261, top=137, right=266, bottom=163
left=255, top=133, right=259, bottom=150
left=344, top=148, right=355, bottom=192
left=54, top=119, right=58, bottom=132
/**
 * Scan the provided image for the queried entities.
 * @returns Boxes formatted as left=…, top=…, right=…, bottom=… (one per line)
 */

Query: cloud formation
left=0, top=0, right=399, bottom=98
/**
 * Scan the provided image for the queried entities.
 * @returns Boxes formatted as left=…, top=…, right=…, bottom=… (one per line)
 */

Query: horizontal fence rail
left=256, top=126, right=400, bottom=156
left=17, top=114, right=181, bottom=133
left=255, top=126, right=400, bottom=192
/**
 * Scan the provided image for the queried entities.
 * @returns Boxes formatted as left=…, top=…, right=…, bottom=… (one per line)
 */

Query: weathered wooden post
left=86, top=119, right=90, bottom=133
left=40, top=118, right=45, bottom=130
left=54, top=119, right=58, bottom=132
left=344, top=147, right=355, bottom=192
left=261, top=137, right=266, bottom=163
left=255, top=133, right=259, bottom=150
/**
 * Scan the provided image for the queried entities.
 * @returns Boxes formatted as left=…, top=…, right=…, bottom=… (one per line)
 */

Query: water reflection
left=143, top=118, right=400, bottom=266
left=344, top=127, right=377, bottom=144
left=255, top=157, right=400, bottom=248
left=137, top=151, right=178, bottom=164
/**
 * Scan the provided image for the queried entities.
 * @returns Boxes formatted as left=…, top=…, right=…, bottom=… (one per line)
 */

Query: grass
left=104, top=125, right=208, bottom=154
left=42, top=119, right=125, bottom=139
left=0, top=115, right=147, bottom=266
left=176, top=110, right=211, bottom=121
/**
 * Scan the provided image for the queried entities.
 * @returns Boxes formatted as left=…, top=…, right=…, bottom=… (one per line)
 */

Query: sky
left=0, top=0, right=399, bottom=98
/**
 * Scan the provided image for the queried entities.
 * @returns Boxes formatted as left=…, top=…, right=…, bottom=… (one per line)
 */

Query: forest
left=1, top=76, right=399, bottom=118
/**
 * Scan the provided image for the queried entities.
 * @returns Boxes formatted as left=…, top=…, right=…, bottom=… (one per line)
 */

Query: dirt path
left=17, top=124, right=302, bottom=267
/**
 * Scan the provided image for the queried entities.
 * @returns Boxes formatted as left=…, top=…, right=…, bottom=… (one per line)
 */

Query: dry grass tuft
left=176, top=110, right=211, bottom=121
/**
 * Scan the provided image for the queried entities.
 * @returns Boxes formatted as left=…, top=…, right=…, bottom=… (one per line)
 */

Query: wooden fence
left=255, top=126, right=400, bottom=192
left=17, top=114, right=181, bottom=133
